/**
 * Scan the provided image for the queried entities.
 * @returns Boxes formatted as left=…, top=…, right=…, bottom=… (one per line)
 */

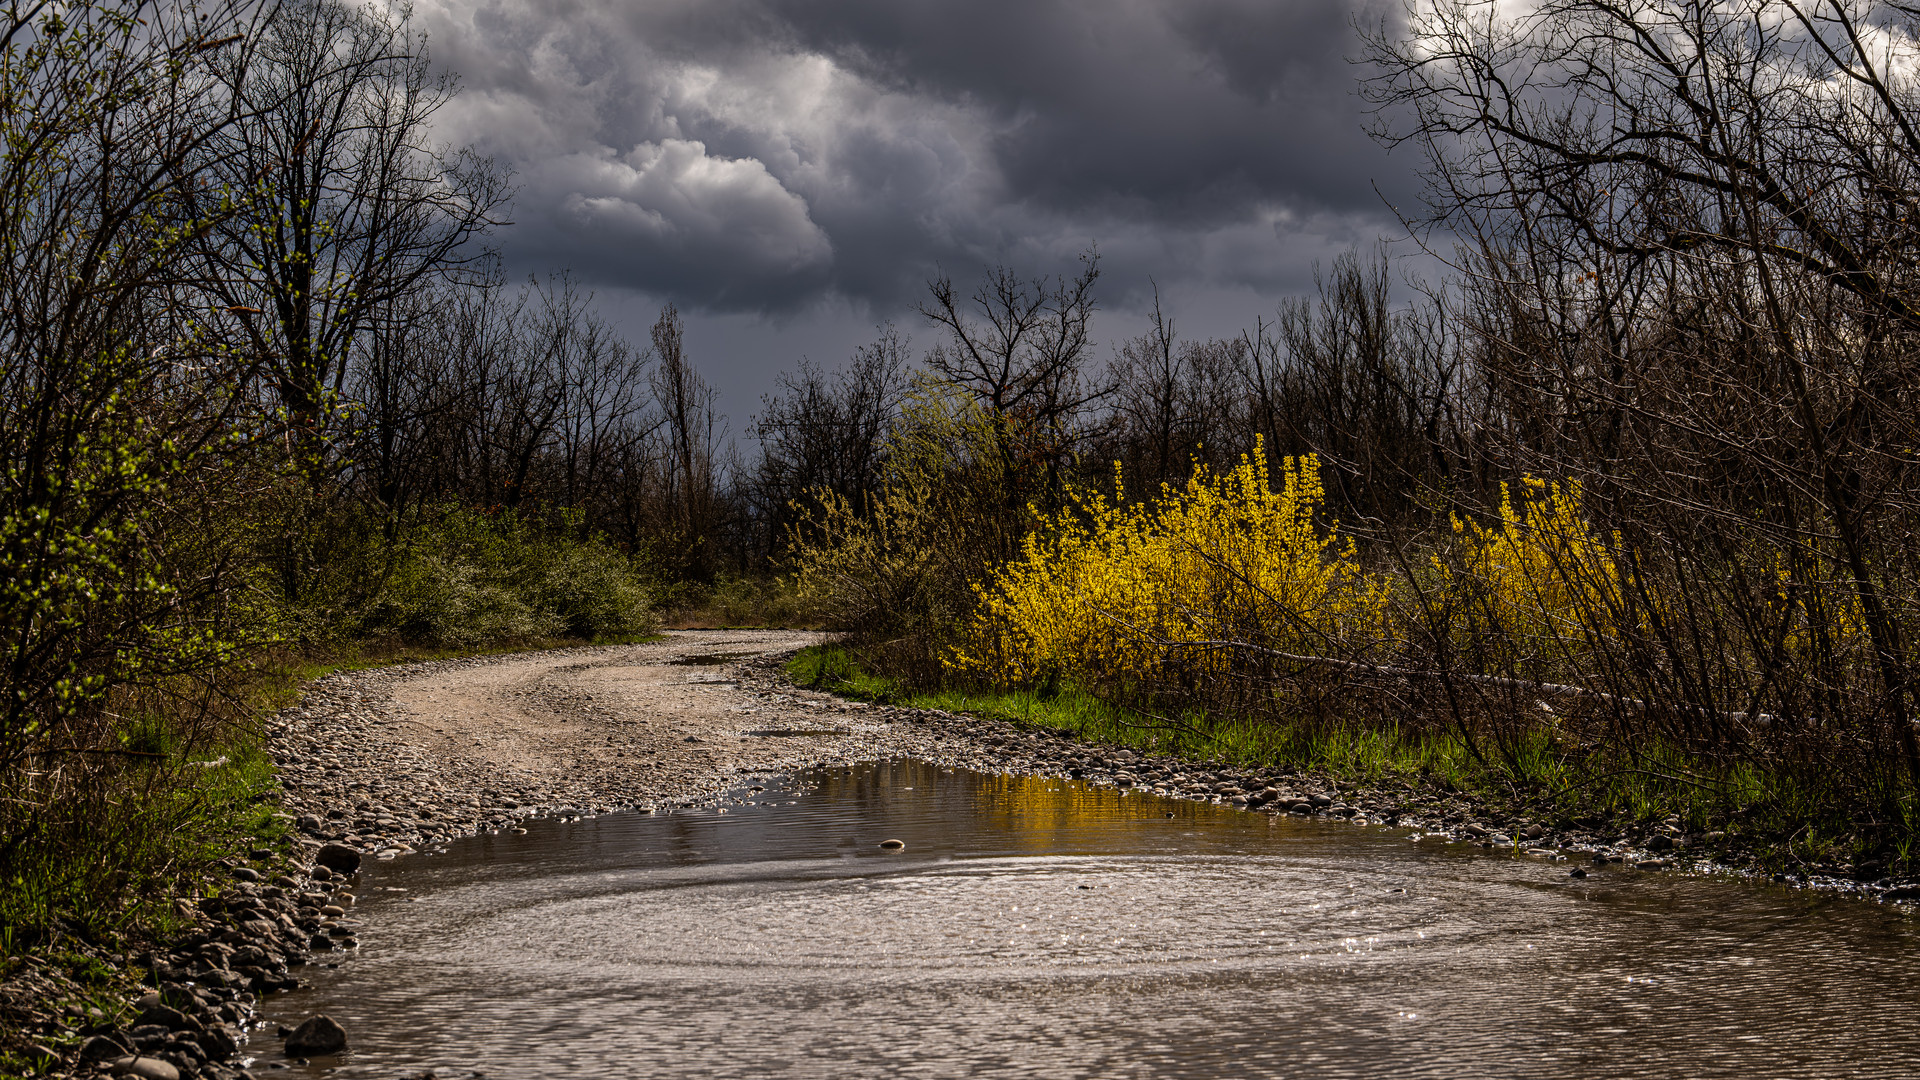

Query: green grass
left=786, top=645, right=1916, bottom=876
left=0, top=731, right=290, bottom=957
left=660, top=574, right=822, bottom=630
left=790, top=644, right=1479, bottom=775
left=2, top=628, right=668, bottom=963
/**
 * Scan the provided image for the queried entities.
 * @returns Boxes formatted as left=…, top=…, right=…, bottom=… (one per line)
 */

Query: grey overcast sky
left=415, top=0, right=1420, bottom=427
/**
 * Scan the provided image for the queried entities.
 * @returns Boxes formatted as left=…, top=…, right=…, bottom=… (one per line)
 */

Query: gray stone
left=136, top=1003, right=195, bottom=1031
left=232, top=867, right=262, bottom=883
left=159, top=1039, right=205, bottom=1065
left=194, top=1023, right=241, bottom=1059
left=313, top=844, right=362, bottom=875
left=107, top=1056, right=180, bottom=1080
left=284, top=1014, right=349, bottom=1056
left=81, top=1035, right=130, bottom=1060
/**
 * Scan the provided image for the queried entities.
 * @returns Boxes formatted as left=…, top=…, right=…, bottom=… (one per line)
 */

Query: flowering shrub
left=1439, top=478, right=1628, bottom=664
left=950, top=442, right=1391, bottom=689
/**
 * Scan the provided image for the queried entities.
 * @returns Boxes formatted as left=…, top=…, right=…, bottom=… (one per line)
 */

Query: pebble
left=878, top=839, right=906, bottom=850
left=314, top=843, right=363, bottom=874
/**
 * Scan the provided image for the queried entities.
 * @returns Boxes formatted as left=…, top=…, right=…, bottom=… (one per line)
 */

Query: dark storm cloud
left=763, top=0, right=1397, bottom=220
left=417, top=0, right=1412, bottom=314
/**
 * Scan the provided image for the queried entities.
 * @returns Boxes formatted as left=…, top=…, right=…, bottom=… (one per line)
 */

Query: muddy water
left=262, top=760, right=1920, bottom=1079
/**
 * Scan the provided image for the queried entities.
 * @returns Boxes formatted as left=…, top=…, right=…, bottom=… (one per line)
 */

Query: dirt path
left=18, top=637, right=1891, bottom=1080
left=384, top=629, right=848, bottom=804
left=270, top=630, right=1005, bottom=858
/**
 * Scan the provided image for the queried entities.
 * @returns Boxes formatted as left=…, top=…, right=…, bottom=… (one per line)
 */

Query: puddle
left=669, top=652, right=754, bottom=666
left=263, top=760, right=1920, bottom=1079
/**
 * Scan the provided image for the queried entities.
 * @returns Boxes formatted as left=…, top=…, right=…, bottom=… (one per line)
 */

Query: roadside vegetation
left=777, top=1, right=1920, bottom=883
left=0, top=0, right=691, bottom=968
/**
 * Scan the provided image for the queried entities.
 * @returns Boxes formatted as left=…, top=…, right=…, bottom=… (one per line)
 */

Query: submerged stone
left=284, top=1014, right=349, bottom=1056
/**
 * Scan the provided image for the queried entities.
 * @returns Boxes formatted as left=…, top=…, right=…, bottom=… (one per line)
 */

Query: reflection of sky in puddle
left=264, top=760, right=1920, bottom=1079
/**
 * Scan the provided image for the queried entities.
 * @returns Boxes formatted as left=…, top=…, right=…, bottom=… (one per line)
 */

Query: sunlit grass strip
left=792, top=643, right=1902, bottom=871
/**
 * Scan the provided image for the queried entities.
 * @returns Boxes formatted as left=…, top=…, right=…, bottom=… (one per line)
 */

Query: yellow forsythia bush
left=1440, top=477, right=1630, bottom=663
left=950, top=442, right=1392, bottom=688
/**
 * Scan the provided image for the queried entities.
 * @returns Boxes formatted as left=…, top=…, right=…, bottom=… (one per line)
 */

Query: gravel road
left=271, top=629, right=1009, bottom=854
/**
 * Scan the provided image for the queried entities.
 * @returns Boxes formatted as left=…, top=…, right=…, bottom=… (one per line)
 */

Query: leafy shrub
left=788, top=380, right=1034, bottom=679
left=660, top=575, right=819, bottom=628
left=356, top=507, right=653, bottom=646
left=1435, top=477, right=1628, bottom=670
left=531, top=538, right=656, bottom=639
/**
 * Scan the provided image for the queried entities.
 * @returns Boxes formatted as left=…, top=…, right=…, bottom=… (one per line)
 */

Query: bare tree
left=198, top=0, right=509, bottom=449
left=920, top=252, right=1107, bottom=429
left=751, top=326, right=911, bottom=552
left=0, top=0, right=289, bottom=915
left=918, top=251, right=1108, bottom=510
left=1270, top=246, right=1463, bottom=519
left=648, top=304, right=725, bottom=577
left=1366, top=0, right=1920, bottom=799
left=1101, top=286, right=1250, bottom=492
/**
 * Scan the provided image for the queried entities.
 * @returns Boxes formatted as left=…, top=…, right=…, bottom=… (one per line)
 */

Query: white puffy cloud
left=551, top=138, right=831, bottom=276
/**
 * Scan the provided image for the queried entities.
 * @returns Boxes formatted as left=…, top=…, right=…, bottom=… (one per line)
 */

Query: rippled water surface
left=262, top=760, right=1920, bottom=1079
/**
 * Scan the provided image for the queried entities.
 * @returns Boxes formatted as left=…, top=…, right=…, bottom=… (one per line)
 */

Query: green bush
left=529, top=538, right=656, bottom=639
left=661, top=574, right=819, bottom=628
left=355, top=507, right=654, bottom=646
